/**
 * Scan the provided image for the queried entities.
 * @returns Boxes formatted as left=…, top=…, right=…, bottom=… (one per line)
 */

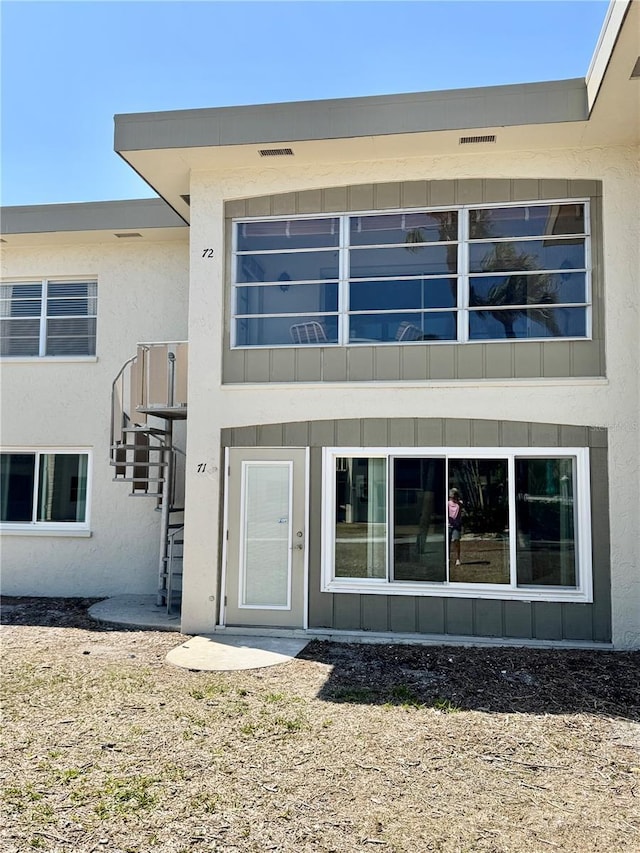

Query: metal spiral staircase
left=110, top=342, right=188, bottom=614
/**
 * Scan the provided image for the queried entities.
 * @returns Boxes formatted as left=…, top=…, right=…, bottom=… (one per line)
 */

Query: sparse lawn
left=1, top=598, right=639, bottom=853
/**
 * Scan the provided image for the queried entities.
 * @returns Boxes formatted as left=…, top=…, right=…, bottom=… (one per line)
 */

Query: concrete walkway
left=88, top=595, right=308, bottom=671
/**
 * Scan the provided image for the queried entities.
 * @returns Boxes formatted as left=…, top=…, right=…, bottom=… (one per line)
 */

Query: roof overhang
left=113, top=0, right=639, bottom=225
left=0, top=198, right=188, bottom=246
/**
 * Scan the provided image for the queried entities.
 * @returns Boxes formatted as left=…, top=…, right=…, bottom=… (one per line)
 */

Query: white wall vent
left=459, top=135, right=497, bottom=145
left=114, top=232, right=143, bottom=238
left=258, top=147, right=294, bottom=157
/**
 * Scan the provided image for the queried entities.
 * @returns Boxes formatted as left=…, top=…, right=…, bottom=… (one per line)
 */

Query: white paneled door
left=223, top=448, right=308, bottom=628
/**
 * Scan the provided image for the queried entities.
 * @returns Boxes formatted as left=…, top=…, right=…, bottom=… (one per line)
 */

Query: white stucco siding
left=182, top=143, right=639, bottom=646
left=1, top=239, right=189, bottom=596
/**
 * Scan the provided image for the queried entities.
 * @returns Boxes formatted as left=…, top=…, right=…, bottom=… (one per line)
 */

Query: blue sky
left=1, top=0, right=609, bottom=206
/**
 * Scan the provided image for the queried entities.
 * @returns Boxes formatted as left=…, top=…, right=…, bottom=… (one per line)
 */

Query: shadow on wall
left=297, top=640, right=640, bottom=720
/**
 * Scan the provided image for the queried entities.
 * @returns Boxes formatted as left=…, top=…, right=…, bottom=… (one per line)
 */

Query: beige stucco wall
left=0, top=238, right=189, bottom=596
left=182, top=143, right=639, bottom=648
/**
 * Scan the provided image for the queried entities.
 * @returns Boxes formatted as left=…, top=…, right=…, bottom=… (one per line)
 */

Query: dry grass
left=1, top=597, right=639, bottom=853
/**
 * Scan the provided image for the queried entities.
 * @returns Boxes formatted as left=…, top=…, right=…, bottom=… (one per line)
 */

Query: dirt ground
left=1, top=597, right=639, bottom=853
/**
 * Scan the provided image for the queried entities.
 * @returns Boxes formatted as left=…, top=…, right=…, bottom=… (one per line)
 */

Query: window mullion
left=39, top=280, right=48, bottom=357
left=458, top=211, right=469, bottom=343
left=31, top=452, right=40, bottom=523
left=339, top=215, right=349, bottom=345
left=508, top=455, right=517, bottom=588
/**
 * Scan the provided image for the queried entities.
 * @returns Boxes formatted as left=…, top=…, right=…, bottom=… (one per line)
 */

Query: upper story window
left=0, top=280, right=97, bottom=358
left=232, top=201, right=590, bottom=347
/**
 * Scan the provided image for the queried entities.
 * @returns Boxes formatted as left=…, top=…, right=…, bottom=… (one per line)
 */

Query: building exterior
left=2, top=0, right=638, bottom=648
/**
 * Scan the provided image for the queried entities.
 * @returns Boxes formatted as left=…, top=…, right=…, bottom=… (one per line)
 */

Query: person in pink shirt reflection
left=448, top=488, right=464, bottom=567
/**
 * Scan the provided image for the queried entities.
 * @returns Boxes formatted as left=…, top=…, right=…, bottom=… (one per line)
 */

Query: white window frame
left=231, top=199, right=592, bottom=349
left=321, top=446, right=592, bottom=603
left=0, top=447, right=92, bottom=535
left=0, top=278, right=98, bottom=360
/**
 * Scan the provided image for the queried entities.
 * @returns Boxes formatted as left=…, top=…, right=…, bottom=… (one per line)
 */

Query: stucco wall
left=182, top=143, right=639, bottom=648
left=1, top=238, right=189, bottom=596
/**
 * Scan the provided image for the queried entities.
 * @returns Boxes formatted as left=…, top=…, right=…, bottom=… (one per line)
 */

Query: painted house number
left=201, top=249, right=214, bottom=258
left=197, top=463, right=207, bottom=473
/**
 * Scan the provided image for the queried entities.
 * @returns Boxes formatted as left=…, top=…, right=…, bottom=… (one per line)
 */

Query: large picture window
left=0, top=451, right=90, bottom=529
left=323, top=447, right=591, bottom=602
left=0, top=280, right=97, bottom=357
left=232, top=201, right=590, bottom=347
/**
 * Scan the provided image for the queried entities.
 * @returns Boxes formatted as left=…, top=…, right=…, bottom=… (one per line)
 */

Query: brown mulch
left=1, top=596, right=639, bottom=853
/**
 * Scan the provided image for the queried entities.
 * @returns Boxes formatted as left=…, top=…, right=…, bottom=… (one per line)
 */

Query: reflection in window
left=393, top=458, right=446, bottom=582
left=516, top=458, right=576, bottom=587
left=335, top=458, right=386, bottom=579
left=448, top=459, right=509, bottom=584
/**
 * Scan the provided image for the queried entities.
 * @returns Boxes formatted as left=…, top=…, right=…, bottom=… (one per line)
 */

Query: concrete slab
left=166, top=634, right=309, bottom=671
left=88, top=595, right=181, bottom=631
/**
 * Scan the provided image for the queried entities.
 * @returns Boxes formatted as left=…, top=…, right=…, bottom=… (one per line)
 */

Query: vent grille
left=114, top=232, right=142, bottom=239
left=631, top=56, right=640, bottom=79
left=258, top=147, right=294, bottom=157
left=459, top=135, right=497, bottom=145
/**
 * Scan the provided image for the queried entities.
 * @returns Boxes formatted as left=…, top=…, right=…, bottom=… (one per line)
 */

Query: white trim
left=219, top=447, right=230, bottom=627
left=322, top=446, right=592, bottom=604
left=0, top=356, right=98, bottom=364
left=302, top=446, right=310, bottom=631
left=0, top=446, right=92, bottom=531
left=237, top=459, right=293, bottom=610
left=223, top=377, right=609, bottom=391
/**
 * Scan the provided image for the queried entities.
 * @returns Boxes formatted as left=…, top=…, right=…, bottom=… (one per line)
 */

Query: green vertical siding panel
left=429, top=346, right=456, bottom=379
left=220, top=428, right=233, bottom=447
left=485, top=345, right=514, bottom=379
left=456, top=179, right=483, bottom=205
left=362, top=596, right=389, bottom=632
left=388, top=419, right=416, bottom=446
left=336, top=419, right=362, bottom=446
left=283, top=421, right=310, bottom=446
left=562, top=604, right=594, bottom=641
left=307, top=447, right=334, bottom=628
left=245, top=196, right=271, bottom=217
left=430, top=181, right=456, bottom=206
left=389, top=596, right=417, bottom=633
left=539, top=180, right=569, bottom=199
left=542, top=343, right=572, bottom=378
left=333, top=594, right=362, bottom=630
left=245, top=350, right=271, bottom=382
left=348, top=184, right=374, bottom=212
left=589, top=446, right=612, bottom=642
left=362, top=420, right=388, bottom=446
left=530, top=423, right=560, bottom=447
left=471, top=420, right=500, bottom=447
left=559, top=425, right=589, bottom=447
left=297, top=189, right=323, bottom=214
left=223, top=350, right=246, bottom=384
left=445, top=599, right=474, bottom=635
left=511, top=179, right=540, bottom=201
left=400, top=346, right=429, bottom=380
left=231, top=426, right=258, bottom=447
left=322, top=187, right=348, bottom=213
left=482, top=179, right=511, bottom=203
left=474, top=600, right=504, bottom=637
left=571, top=342, right=601, bottom=377
left=503, top=601, right=533, bottom=638
left=532, top=602, right=563, bottom=640
left=374, top=183, right=401, bottom=209
left=257, top=423, right=284, bottom=446
left=588, top=427, right=608, bottom=448
left=514, top=343, right=542, bottom=377
left=569, top=180, right=598, bottom=198
left=417, top=597, right=445, bottom=634
left=401, top=181, right=428, bottom=208
left=444, top=419, right=472, bottom=447
left=374, top=348, right=401, bottom=381
left=269, top=349, right=296, bottom=383
left=225, top=199, right=247, bottom=218
left=322, top=348, right=348, bottom=382
left=271, top=193, right=297, bottom=216
left=295, top=347, right=323, bottom=382
left=416, top=419, right=445, bottom=447
left=500, top=421, right=530, bottom=447
left=348, top=347, right=375, bottom=381
left=310, top=420, right=336, bottom=447
left=456, top=345, right=484, bottom=379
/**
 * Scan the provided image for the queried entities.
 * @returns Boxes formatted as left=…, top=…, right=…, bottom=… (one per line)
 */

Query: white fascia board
left=586, top=0, right=633, bottom=111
